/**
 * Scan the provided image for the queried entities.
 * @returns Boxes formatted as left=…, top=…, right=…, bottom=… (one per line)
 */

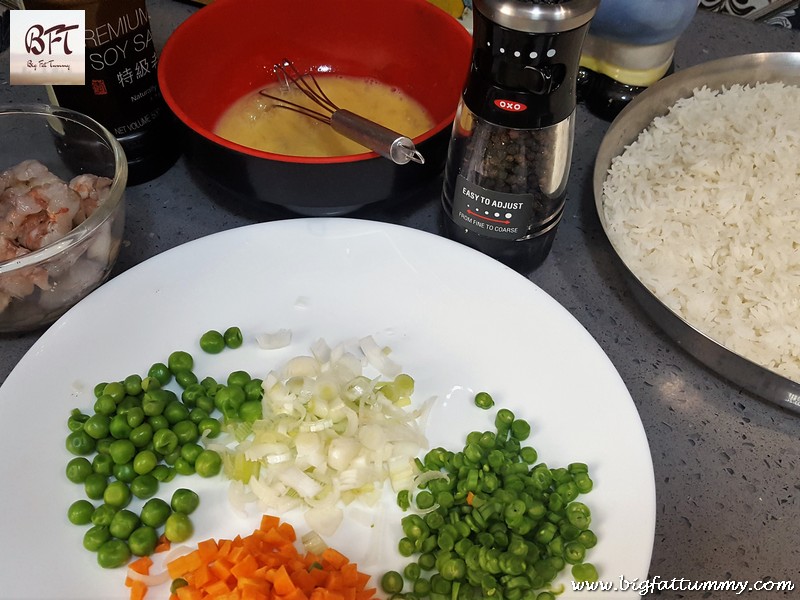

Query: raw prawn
left=0, top=159, right=112, bottom=315
left=0, top=237, right=49, bottom=308
left=69, top=173, right=112, bottom=224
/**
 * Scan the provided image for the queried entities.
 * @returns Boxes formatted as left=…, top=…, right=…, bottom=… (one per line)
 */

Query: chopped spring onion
left=256, top=328, right=292, bottom=349
left=210, top=336, right=433, bottom=536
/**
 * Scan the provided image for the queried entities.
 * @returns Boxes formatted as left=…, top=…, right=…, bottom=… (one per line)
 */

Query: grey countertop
left=2, top=2, right=800, bottom=595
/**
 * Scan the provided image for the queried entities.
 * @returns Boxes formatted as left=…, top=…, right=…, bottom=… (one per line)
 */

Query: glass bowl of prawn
left=0, top=104, right=127, bottom=333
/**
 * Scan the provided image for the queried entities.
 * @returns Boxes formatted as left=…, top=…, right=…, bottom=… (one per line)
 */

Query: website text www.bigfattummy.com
left=571, top=575, right=796, bottom=595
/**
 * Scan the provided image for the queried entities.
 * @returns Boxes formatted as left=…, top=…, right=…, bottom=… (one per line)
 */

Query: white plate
left=0, top=218, right=654, bottom=599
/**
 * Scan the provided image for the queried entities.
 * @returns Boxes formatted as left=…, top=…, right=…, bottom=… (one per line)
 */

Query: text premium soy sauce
left=441, top=0, right=598, bottom=271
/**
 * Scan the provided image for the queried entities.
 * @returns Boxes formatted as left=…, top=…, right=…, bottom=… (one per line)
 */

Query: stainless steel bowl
left=593, top=52, right=800, bottom=414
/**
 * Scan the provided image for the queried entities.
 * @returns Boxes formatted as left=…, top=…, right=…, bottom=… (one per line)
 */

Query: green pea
left=173, top=420, right=199, bottom=445
left=67, top=408, right=90, bottom=432
left=140, top=497, right=171, bottom=528
left=181, top=383, right=206, bottom=407
left=168, top=351, right=193, bottom=374
left=195, top=449, right=222, bottom=478
left=83, top=525, right=111, bottom=552
left=67, top=499, right=95, bottom=525
left=108, top=414, right=132, bottom=439
left=125, top=406, right=145, bottom=429
left=171, top=488, right=200, bottom=515
left=197, top=418, right=221, bottom=439
left=140, top=375, right=162, bottom=392
left=66, top=457, right=93, bottom=483
left=91, top=503, right=118, bottom=527
left=97, top=539, right=132, bottom=568
left=133, top=450, right=158, bottom=475
left=148, top=362, right=172, bottom=385
left=200, top=376, right=219, bottom=394
left=148, top=414, right=169, bottom=432
left=129, top=525, right=159, bottom=557
left=93, top=394, right=117, bottom=416
left=66, top=429, right=96, bottom=455
left=173, top=457, right=194, bottom=476
left=102, top=381, right=126, bottom=403
left=215, top=385, right=245, bottom=418
left=142, top=389, right=169, bottom=417
left=90, top=455, right=113, bottom=479
left=153, top=428, right=179, bottom=455
left=164, top=401, right=190, bottom=425
left=129, top=423, right=154, bottom=449
left=196, top=395, right=215, bottom=414
left=131, top=474, right=159, bottom=499
left=164, top=512, right=193, bottom=543
left=244, top=379, right=264, bottom=402
left=113, top=462, right=137, bottom=484
left=223, top=326, right=243, bottom=349
left=227, top=370, right=251, bottom=388
left=199, top=330, right=225, bottom=354
left=83, top=414, right=111, bottom=440
left=84, top=473, right=108, bottom=500
left=151, top=464, right=176, bottom=483
left=109, top=509, right=140, bottom=540
left=175, top=370, right=198, bottom=389
left=238, top=400, right=263, bottom=424
left=109, top=439, right=136, bottom=465
left=123, top=374, right=143, bottom=396
left=180, top=443, right=203, bottom=465
left=93, top=382, right=108, bottom=398
left=103, top=480, right=132, bottom=509
left=188, top=407, right=210, bottom=425
left=95, top=437, right=114, bottom=456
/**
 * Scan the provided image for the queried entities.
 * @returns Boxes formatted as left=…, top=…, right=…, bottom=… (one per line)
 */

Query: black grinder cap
left=464, top=0, right=599, bottom=128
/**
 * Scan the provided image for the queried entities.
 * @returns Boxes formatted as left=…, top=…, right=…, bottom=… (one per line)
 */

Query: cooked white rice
left=602, top=81, right=800, bottom=382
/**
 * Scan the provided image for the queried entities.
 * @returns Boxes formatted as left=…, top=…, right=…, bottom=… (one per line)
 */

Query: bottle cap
left=474, top=0, right=599, bottom=34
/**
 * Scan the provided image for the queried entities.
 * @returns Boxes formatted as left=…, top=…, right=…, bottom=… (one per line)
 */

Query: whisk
left=259, top=60, right=425, bottom=166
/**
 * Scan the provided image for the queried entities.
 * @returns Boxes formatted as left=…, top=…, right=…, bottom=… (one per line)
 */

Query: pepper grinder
left=441, top=0, right=598, bottom=271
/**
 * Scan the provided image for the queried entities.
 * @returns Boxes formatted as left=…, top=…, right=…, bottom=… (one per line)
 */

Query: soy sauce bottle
left=20, top=0, right=179, bottom=184
left=441, top=0, right=598, bottom=272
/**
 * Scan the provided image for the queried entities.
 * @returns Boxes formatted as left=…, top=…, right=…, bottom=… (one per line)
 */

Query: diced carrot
left=272, top=565, right=296, bottom=596
left=320, top=548, right=348, bottom=570
left=466, top=491, right=475, bottom=505
left=168, top=550, right=204, bottom=579
left=198, top=538, right=220, bottom=562
left=176, top=586, right=204, bottom=600
left=129, top=515, right=376, bottom=600
left=210, top=557, right=234, bottom=582
left=231, top=553, right=260, bottom=579
left=155, top=534, right=172, bottom=553
left=260, top=514, right=281, bottom=532
left=129, top=556, right=154, bottom=575
left=128, top=580, right=148, bottom=600
left=205, top=579, right=234, bottom=596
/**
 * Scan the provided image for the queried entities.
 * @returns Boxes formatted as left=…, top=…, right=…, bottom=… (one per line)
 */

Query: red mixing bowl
left=158, top=0, right=472, bottom=215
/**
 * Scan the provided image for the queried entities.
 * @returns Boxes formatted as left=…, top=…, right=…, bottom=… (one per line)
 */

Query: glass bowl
left=0, top=104, right=127, bottom=333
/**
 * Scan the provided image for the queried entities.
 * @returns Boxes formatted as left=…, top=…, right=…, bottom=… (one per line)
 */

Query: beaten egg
left=214, top=75, right=435, bottom=158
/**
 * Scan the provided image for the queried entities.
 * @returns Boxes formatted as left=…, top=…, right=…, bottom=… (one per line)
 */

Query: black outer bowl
left=178, top=122, right=452, bottom=216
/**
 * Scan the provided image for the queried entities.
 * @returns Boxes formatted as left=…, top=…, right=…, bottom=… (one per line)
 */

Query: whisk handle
left=330, top=110, right=425, bottom=165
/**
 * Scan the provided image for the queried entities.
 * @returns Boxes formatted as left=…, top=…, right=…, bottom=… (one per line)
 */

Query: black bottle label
left=451, top=175, right=535, bottom=241
left=46, top=1, right=164, bottom=139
